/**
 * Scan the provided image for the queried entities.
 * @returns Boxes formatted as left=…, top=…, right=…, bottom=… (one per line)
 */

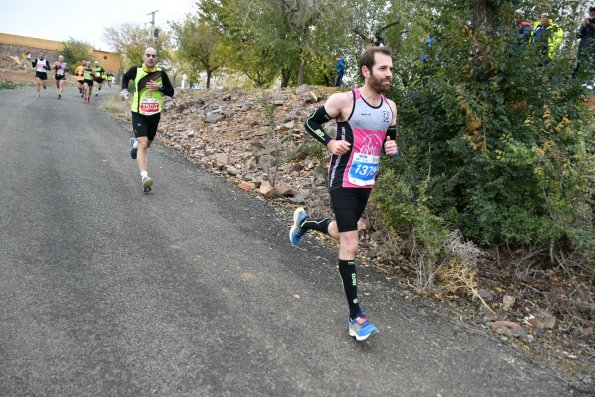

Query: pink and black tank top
left=328, top=88, right=393, bottom=191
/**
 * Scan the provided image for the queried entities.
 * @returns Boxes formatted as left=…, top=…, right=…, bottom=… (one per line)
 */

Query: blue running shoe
left=130, top=137, right=137, bottom=160
left=142, top=176, right=153, bottom=193
left=348, top=313, right=379, bottom=341
left=289, top=207, right=309, bottom=245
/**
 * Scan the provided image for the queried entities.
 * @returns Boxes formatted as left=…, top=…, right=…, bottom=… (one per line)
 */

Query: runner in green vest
left=120, top=47, right=174, bottom=193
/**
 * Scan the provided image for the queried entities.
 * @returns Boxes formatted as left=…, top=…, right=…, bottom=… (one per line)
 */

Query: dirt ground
left=0, top=69, right=79, bottom=86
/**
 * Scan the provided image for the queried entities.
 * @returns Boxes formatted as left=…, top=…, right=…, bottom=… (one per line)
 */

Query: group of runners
left=31, top=52, right=114, bottom=102
left=34, top=45, right=397, bottom=342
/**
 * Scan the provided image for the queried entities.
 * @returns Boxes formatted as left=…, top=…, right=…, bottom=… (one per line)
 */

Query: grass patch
left=99, top=94, right=131, bottom=121
left=0, top=80, right=17, bottom=90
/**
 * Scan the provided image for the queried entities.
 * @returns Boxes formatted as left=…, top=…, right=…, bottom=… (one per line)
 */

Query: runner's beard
left=368, top=70, right=391, bottom=93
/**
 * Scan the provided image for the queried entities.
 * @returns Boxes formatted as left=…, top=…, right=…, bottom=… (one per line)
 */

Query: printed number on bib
left=57, top=69, right=65, bottom=76
left=348, top=153, right=380, bottom=186
left=95, top=72, right=101, bottom=77
left=140, top=98, right=159, bottom=115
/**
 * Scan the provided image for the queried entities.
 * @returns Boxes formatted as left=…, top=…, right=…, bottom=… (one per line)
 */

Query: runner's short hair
left=359, top=46, right=392, bottom=77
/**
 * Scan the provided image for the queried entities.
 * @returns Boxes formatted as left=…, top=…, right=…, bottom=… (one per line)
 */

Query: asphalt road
left=0, top=86, right=575, bottom=396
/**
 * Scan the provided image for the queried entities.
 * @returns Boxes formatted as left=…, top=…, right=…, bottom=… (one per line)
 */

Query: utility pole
left=147, top=10, right=159, bottom=44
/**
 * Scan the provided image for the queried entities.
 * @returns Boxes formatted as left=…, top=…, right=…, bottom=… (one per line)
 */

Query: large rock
left=237, top=181, right=255, bottom=192
left=214, top=153, right=230, bottom=169
left=205, top=110, right=225, bottom=123
left=490, top=321, right=524, bottom=337
left=259, top=181, right=275, bottom=198
left=274, top=182, right=294, bottom=197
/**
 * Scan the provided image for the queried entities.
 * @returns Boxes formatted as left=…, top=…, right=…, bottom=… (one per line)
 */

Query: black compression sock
left=300, top=218, right=331, bottom=235
left=338, top=259, right=361, bottom=319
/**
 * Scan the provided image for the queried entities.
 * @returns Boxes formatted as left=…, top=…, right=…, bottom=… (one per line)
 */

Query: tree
left=171, top=16, right=225, bottom=89
left=198, top=0, right=349, bottom=87
left=103, top=23, right=171, bottom=71
left=59, top=38, right=92, bottom=67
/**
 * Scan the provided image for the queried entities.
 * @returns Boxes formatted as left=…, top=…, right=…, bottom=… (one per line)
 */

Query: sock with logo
left=300, top=218, right=331, bottom=235
left=338, top=259, right=360, bottom=320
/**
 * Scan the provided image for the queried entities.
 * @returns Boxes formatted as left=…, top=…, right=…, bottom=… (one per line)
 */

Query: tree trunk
left=471, top=0, right=495, bottom=36
left=281, top=68, right=291, bottom=88
left=297, top=58, right=306, bottom=86
left=206, top=70, right=212, bottom=89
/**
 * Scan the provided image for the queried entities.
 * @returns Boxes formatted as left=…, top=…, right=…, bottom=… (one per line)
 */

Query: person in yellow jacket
left=120, top=47, right=174, bottom=193
left=531, top=12, right=564, bottom=65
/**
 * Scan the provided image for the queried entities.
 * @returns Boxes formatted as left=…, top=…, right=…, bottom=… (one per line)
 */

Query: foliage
left=0, top=80, right=16, bottom=89
left=197, top=0, right=349, bottom=87
left=59, top=38, right=93, bottom=68
left=103, top=23, right=171, bottom=71
left=389, top=0, right=594, bottom=263
left=171, top=16, right=226, bottom=89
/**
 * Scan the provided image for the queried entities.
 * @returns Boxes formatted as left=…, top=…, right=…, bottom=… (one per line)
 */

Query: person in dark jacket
left=336, top=54, right=345, bottom=87
left=573, top=6, right=595, bottom=80
left=514, top=9, right=533, bottom=43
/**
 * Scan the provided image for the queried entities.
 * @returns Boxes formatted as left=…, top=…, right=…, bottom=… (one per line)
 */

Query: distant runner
left=53, top=55, right=68, bottom=99
left=82, top=62, right=94, bottom=104
left=93, top=61, right=106, bottom=96
left=74, top=61, right=87, bottom=97
left=32, top=52, right=51, bottom=97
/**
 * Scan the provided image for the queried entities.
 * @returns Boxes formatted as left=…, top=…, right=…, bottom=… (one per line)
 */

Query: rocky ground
left=2, top=54, right=592, bottom=392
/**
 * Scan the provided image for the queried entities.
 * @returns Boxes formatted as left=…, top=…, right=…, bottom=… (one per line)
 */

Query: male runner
left=82, top=62, right=94, bottom=103
left=289, top=46, right=399, bottom=341
left=74, top=61, right=86, bottom=96
left=93, top=60, right=106, bottom=96
left=32, top=52, right=51, bottom=97
left=53, top=55, right=68, bottom=99
left=120, top=47, right=174, bottom=192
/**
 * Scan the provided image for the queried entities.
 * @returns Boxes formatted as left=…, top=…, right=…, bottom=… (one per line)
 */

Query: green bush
left=385, top=4, right=594, bottom=262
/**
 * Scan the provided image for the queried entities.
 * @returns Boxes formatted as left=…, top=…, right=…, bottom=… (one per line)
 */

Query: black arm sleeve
left=45, top=60, right=50, bottom=70
left=304, top=106, right=333, bottom=145
left=159, top=71, right=175, bottom=97
left=32, top=59, right=36, bottom=68
left=121, top=66, right=137, bottom=90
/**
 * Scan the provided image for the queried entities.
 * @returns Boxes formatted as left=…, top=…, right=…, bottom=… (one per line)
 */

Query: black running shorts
left=35, top=71, right=48, bottom=80
left=94, top=77, right=103, bottom=84
left=132, top=111, right=161, bottom=141
left=55, top=75, right=66, bottom=81
left=84, top=79, right=94, bottom=86
left=330, top=188, right=371, bottom=232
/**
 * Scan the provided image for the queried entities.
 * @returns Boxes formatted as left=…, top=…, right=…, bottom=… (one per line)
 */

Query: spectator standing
left=372, top=35, right=385, bottom=47
left=336, top=54, right=345, bottom=87
left=514, top=9, right=533, bottom=43
left=531, top=12, right=564, bottom=66
left=572, top=6, right=595, bottom=80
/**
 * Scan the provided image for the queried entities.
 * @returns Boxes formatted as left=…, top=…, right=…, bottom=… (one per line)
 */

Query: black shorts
left=132, top=112, right=161, bottom=141
left=330, top=188, right=371, bottom=232
left=84, top=79, right=94, bottom=86
left=94, top=77, right=103, bottom=83
left=35, top=71, right=48, bottom=80
left=55, top=75, right=66, bottom=81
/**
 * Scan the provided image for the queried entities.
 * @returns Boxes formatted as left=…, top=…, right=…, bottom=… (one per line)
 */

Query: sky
left=0, top=0, right=196, bottom=52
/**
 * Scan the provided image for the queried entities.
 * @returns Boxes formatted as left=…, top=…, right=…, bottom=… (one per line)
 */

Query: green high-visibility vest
left=131, top=67, right=163, bottom=115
